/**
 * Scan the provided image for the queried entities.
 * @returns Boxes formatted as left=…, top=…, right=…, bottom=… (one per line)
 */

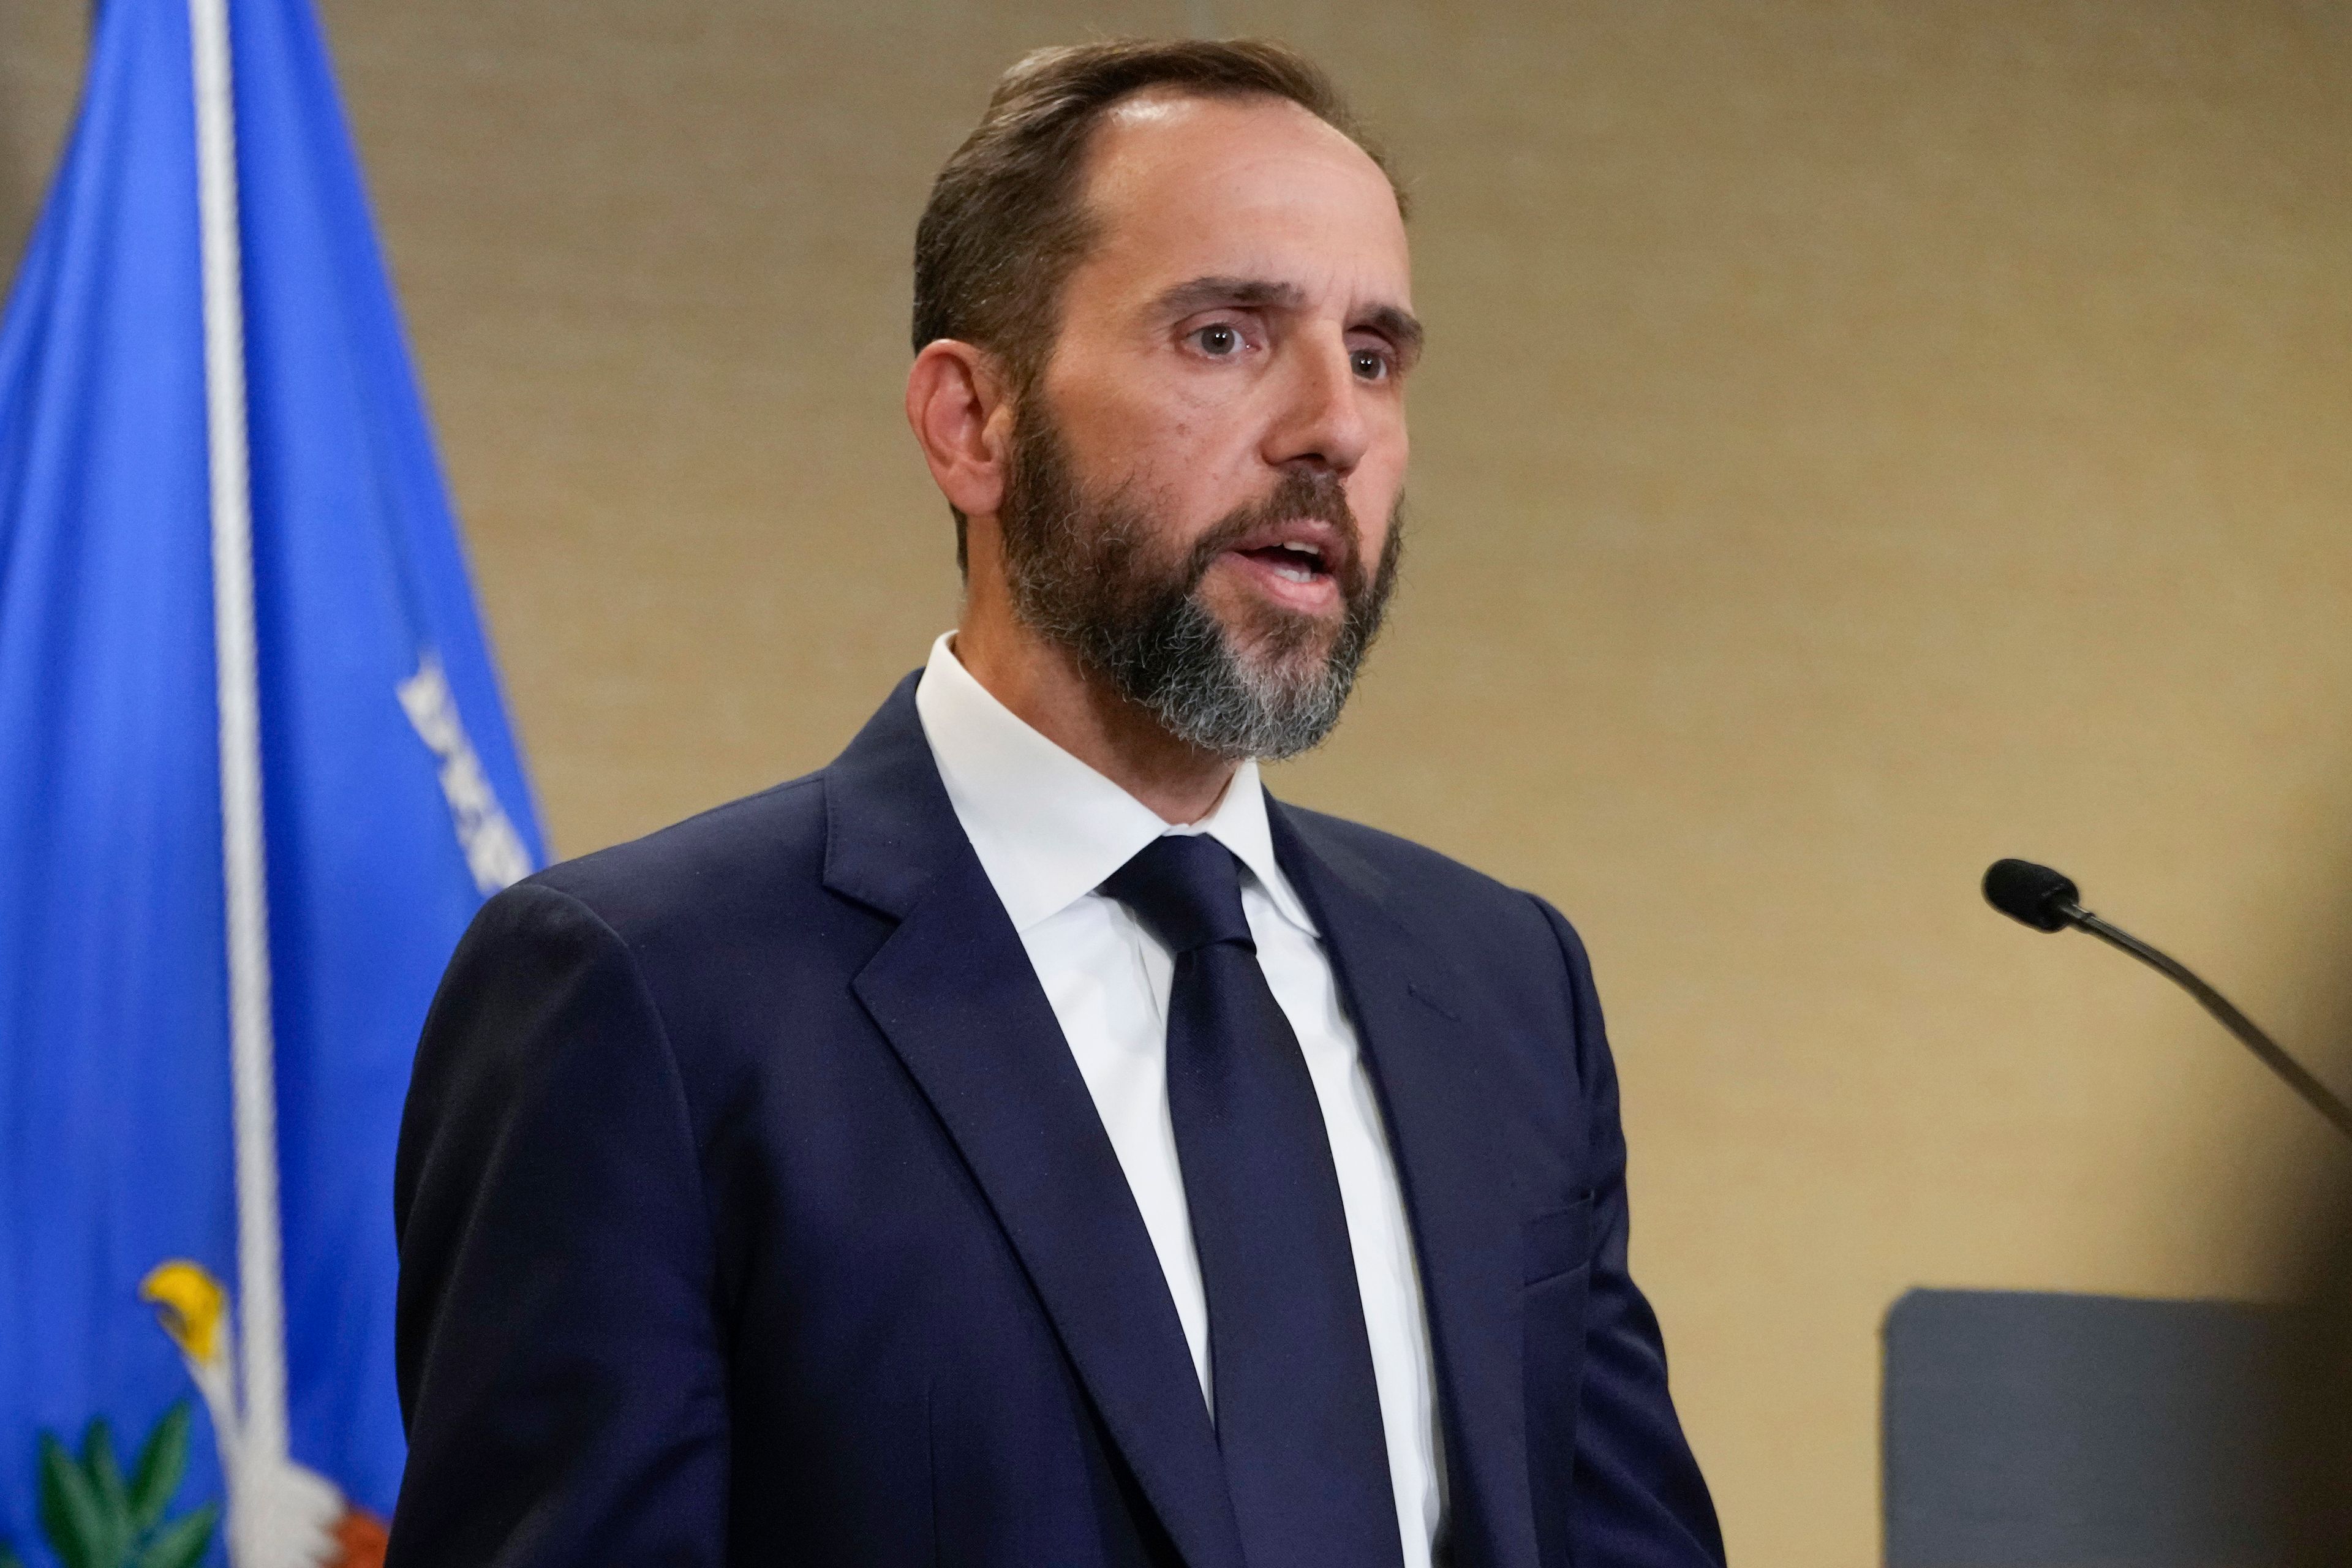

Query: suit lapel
left=1268, top=801, right=1542, bottom=1568
left=826, top=679, right=1247, bottom=1568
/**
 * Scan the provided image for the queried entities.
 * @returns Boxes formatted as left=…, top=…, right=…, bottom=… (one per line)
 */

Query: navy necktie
left=1102, top=834, right=1404, bottom=1568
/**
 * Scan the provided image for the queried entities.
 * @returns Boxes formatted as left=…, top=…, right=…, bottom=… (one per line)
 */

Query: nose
left=1261, top=331, right=1371, bottom=478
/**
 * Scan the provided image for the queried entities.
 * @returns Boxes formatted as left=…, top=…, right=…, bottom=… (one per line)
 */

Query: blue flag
left=0, top=0, right=541, bottom=1562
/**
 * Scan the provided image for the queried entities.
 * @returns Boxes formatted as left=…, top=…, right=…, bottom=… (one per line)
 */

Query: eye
left=1351, top=347, right=1393, bottom=382
left=1190, top=323, right=1244, bottom=358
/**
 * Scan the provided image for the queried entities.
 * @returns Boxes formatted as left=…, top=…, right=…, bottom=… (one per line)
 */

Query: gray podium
left=1882, top=1288, right=2292, bottom=1566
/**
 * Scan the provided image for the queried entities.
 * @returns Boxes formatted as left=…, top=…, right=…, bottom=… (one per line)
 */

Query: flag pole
left=189, top=0, right=289, bottom=1467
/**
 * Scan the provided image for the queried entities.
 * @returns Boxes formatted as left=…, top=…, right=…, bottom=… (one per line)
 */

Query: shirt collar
left=913, top=632, right=1316, bottom=937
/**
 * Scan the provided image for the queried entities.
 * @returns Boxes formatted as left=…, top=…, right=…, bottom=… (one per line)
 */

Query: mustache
left=1178, top=470, right=1366, bottom=598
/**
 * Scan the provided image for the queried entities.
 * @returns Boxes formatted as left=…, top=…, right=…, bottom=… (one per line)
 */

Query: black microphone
left=1983, top=858, right=2352, bottom=1144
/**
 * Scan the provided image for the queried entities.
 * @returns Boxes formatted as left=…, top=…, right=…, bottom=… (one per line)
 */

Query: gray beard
left=995, top=403, right=1404, bottom=763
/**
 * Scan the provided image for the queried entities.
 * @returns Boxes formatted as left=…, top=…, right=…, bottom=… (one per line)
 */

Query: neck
left=951, top=614, right=1238, bottom=826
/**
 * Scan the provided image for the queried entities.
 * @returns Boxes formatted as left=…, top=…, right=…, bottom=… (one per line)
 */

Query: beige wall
left=11, top=2, right=2352, bottom=1561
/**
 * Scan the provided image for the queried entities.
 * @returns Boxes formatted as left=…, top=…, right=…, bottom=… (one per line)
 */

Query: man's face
left=995, top=90, right=1419, bottom=760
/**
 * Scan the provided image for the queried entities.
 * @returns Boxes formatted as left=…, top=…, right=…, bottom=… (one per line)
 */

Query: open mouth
left=1233, top=540, right=1330, bottom=584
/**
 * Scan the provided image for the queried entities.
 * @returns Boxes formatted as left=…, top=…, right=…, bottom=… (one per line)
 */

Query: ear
left=906, top=340, right=1015, bottom=519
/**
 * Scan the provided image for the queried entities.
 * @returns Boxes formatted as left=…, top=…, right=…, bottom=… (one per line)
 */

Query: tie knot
left=1101, top=834, right=1254, bottom=955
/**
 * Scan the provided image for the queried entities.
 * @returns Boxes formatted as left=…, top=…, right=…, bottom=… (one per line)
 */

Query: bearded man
left=390, top=38, right=1724, bottom=1568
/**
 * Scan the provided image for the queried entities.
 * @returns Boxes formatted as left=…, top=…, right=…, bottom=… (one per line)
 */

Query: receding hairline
left=911, top=40, right=1410, bottom=364
left=1080, top=82, right=1409, bottom=227
left=1054, top=88, right=1414, bottom=336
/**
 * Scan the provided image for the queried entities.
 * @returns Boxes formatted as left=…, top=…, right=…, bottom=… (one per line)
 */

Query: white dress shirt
left=913, top=632, right=1444, bottom=1567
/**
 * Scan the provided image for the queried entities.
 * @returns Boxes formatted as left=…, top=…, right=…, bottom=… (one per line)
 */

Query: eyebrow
left=1149, top=274, right=1426, bottom=368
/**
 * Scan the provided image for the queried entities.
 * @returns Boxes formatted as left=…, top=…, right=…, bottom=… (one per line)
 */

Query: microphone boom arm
left=2057, top=899, right=2352, bottom=1145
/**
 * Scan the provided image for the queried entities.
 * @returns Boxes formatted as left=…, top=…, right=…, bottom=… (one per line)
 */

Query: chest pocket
left=1523, top=1195, right=1593, bottom=1568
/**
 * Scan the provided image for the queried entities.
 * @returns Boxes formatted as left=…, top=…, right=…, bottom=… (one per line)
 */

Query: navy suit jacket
left=390, top=676, right=1724, bottom=1568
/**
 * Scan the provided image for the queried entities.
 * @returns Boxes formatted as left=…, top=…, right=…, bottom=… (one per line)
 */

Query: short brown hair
left=913, top=39, right=1403, bottom=385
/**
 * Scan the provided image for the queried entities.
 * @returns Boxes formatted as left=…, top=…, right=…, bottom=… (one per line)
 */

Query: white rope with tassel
left=189, top=0, right=290, bottom=1476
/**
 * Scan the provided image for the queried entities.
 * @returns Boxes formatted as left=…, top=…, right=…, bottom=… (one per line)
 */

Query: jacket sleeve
left=1531, top=895, right=1728, bottom=1567
left=389, top=880, right=728, bottom=1567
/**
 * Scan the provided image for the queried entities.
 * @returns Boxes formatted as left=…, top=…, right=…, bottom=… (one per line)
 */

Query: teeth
left=1273, top=563, right=1314, bottom=582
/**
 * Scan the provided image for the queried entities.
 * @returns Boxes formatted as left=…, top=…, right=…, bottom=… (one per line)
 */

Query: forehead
left=1070, top=91, right=1411, bottom=311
